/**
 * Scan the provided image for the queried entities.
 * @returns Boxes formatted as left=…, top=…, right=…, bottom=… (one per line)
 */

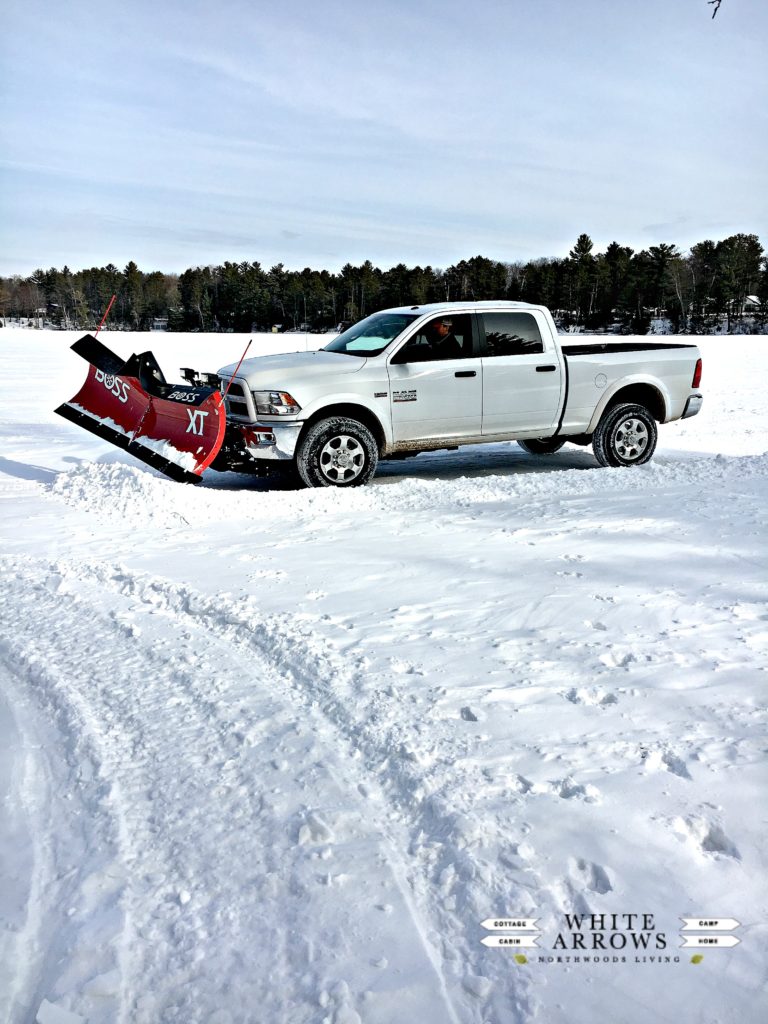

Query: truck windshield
left=323, top=312, right=419, bottom=357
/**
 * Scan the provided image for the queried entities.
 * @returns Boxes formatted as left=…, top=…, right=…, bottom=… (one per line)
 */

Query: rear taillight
left=692, top=358, right=702, bottom=389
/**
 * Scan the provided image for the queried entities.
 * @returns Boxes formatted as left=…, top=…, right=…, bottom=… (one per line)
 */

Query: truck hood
left=218, top=349, right=367, bottom=385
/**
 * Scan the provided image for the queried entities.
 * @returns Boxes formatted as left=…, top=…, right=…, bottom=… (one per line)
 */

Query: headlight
left=253, top=390, right=301, bottom=415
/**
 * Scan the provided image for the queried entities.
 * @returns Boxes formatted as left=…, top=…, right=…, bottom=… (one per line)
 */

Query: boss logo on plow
left=95, top=368, right=130, bottom=403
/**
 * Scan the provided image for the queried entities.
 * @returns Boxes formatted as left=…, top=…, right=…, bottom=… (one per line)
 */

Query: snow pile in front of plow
left=1, top=330, right=767, bottom=1024
left=49, top=462, right=194, bottom=526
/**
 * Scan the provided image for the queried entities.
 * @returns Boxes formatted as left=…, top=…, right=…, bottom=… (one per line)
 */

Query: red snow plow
left=55, top=334, right=228, bottom=483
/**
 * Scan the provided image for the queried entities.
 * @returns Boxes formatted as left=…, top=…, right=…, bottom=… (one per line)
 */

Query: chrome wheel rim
left=319, top=434, right=365, bottom=483
left=614, top=417, right=649, bottom=461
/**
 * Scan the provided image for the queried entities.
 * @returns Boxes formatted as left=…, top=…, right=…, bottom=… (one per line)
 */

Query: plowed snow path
left=1, top=557, right=489, bottom=1024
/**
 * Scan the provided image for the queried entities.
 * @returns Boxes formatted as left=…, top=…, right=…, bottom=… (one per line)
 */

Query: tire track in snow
left=41, top=557, right=540, bottom=1024
left=1, top=563, right=282, bottom=1023
left=0, top=556, right=464, bottom=1024
left=0, top=666, right=84, bottom=1024
left=0, top=620, right=133, bottom=1024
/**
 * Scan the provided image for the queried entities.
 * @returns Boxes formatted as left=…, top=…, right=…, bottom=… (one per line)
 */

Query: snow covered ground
left=1, top=329, right=766, bottom=1024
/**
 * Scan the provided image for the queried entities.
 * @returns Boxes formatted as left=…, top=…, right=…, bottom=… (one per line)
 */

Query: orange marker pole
left=219, top=339, right=253, bottom=406
left=95, top=294, right=116, bottom=336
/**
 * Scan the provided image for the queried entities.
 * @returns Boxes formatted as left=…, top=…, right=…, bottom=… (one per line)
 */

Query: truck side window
left=482, top=313, right=544, bottom=356
left=392, top=313, right=474, bottom=363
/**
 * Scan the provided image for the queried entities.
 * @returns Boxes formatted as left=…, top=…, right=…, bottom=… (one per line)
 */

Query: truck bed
left=558, top=340, right=700, bottom=434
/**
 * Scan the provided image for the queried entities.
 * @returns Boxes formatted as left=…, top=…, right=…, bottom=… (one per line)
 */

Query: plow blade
left=55, top=335, right=226, bottom=484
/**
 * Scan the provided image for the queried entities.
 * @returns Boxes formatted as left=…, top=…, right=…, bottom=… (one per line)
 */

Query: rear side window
left=481, top=313, right=544, bottom=356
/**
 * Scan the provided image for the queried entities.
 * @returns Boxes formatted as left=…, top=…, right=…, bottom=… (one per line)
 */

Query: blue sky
left=1, top=0, right=766, bottom=275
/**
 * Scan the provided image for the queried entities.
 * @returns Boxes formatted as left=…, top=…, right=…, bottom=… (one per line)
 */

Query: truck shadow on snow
left=373, top=443, right=597, bottom=482
left=201, top=443, right=598, bottom=491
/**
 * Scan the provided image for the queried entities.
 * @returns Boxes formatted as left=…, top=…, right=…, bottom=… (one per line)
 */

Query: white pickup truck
left=214, top=301, right=703, bottom=487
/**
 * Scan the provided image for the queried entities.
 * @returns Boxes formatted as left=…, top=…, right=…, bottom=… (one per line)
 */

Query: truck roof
left=383, top=300, right=540, bottom=315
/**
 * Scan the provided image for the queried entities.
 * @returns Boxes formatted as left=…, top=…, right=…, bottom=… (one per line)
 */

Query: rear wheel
left=592, top=402, right=657, bottom=467
left=517, top=438, right=567, bottom=456
left=296, top=416, right=379, bottom=487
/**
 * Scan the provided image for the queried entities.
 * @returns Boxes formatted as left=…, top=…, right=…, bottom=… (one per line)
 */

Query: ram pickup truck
left=215, top=301, right=702, bottom=487
left=56, top=301, right=702, bottom=487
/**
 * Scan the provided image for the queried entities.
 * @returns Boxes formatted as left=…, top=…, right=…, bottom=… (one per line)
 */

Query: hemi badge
left=374, top=391, right=387, bottom=398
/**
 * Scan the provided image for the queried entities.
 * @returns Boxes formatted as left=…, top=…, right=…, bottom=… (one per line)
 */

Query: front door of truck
left=387, top=312, right=482, bottom=442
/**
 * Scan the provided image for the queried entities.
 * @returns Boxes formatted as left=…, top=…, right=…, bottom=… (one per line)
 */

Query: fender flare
left=586, top=375, right=670, bottom=434
left=296, top=395, right=391, bottom=451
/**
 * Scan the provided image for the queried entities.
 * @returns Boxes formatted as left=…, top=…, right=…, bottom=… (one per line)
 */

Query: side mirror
left=391, top=340, right=430, bottom=365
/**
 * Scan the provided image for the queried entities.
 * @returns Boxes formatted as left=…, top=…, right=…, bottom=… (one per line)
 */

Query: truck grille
left=220, top=379, right=253, bottom=420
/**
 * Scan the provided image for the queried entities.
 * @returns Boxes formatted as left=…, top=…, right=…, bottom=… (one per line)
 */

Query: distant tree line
left=1, top=233, right=765, bottom=334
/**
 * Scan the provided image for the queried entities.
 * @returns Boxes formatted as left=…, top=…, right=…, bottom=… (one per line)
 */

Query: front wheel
left=517, top=437, right=567, bottom=456
left=296, top=416, right=379, bottom=487
left=592, top=403, right=658, bottom=467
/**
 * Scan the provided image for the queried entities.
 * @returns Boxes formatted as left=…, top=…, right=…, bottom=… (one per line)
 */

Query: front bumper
left=241, top=420, right=303, bottom=461
left=681, top=394, right=703, bottom=419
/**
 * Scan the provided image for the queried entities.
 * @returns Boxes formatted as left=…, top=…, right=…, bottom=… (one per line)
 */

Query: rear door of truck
left=478, top=309, right=564, bottom=434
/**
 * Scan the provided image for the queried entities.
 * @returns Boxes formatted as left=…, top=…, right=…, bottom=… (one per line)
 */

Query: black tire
left=296, top=416, right=379, bottom=488
left=517, top=437, right=567, bottom=456
left=592, top=402, right=658, bottom=467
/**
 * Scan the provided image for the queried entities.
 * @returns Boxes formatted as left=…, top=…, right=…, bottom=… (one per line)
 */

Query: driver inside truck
left=426, top=317, right=463, bottom=360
